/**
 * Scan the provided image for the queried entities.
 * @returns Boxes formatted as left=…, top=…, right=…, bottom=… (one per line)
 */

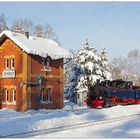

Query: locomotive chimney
left=25, top=32, right=29, bottom=39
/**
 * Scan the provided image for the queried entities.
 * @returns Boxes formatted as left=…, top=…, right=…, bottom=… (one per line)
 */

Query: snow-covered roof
left=0, top=30, right=73, bottom=59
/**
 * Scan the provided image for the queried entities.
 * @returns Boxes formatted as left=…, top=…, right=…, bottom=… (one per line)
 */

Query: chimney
left=25, top=32, right=29, bottom=39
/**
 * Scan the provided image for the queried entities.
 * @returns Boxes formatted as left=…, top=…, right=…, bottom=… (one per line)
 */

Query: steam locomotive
left=85, top=80, right=140, bottom=108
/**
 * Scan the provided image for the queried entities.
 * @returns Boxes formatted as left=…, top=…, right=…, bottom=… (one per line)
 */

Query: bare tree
left=33, top=24, right=46, bottom=38
left=33, top=24, right=58, bottom=43
left=11, top=19, right=33, bottom=34
left=128, top=49, right=139, bottom=59
left=0, top=13, right=9, bottom=33
left=110, top=49, right=140, bottom=85
left=110, top=57, right=122, bottom=80
left=10, top=18, right=59, bottom=43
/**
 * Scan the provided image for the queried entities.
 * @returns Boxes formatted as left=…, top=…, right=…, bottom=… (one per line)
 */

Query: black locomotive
left=85, top=80, right=140, bottom=108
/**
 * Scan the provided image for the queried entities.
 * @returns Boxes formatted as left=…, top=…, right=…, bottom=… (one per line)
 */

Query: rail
left=1, top=113, right=140, bottom=138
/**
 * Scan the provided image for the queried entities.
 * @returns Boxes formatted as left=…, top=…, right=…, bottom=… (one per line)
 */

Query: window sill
left=2, top=102, right=16, bottom=105
left=40, top=101, right=53, bottom=104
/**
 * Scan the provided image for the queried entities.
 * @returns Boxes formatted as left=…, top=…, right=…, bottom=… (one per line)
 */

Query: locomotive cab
left=86, top=79, right=140, bottom=108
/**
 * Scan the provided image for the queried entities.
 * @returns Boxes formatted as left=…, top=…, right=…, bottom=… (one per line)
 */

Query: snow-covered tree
left=0, top=14, right=9, bottom=33
left=65, top=63, right=84, bottom=101
left=11, top=19, right=59, bottom=43
left=75, top=39, right=102, bottom=92
left=33, top=24, right=59, bottom=43
left=64, top=49, right=75, bottom=86
left=11, top=19, right=33, bottom=34
left=65, top=39, right=111, bottom=102
left=98, top=48, right=112, bottom=80
left=111, top=49, right=140, bottom=85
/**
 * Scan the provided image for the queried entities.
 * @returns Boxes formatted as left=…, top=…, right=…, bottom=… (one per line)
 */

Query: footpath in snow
left=0, top=101, right=140, bottom=138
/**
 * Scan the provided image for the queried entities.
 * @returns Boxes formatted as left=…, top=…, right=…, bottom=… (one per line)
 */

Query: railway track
left=1, top=113, right=140, bottom=138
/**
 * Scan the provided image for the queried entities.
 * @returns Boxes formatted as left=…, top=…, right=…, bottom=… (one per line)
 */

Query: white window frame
left=5, top=58, right=9, bottom=69
left=47, top=88, right=52, bottom=103
left=41, top=57, right=52, bottom=72
left=11, top=89, right=16, bottom=103
left=40, top=88, right=45, bottom=102
left=40, top=88, right=53, bottom=104
left=11, top=58, right=15, bottom=69
left=41, top=58, right=46, bottom=69
left=46, top=58, right=51, bottom=67
left=5, top=89, right=9, bottom=102
left=2, top=88, right=16, bottom=105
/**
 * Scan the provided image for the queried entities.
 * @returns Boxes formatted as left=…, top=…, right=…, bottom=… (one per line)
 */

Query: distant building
left=0, top=30, right=72, bottom=112
left=76, top=91, right=87, bottom=106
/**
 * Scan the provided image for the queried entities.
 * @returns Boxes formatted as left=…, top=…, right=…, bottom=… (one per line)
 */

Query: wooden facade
left=0, top=35, right=64, bottom=112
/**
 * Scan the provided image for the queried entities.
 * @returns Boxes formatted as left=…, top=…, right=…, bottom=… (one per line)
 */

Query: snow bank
left=0, top=108, right=22, bottom=118
left=0, top=102, right=140, bottom=137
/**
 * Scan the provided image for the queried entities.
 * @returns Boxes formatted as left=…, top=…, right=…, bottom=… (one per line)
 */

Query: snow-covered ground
left=0, top=101, right=140, bottom=138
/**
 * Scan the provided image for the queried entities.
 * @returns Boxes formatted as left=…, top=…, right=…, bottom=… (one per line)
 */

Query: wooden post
left=22, top=52, right=31, bottom=111
left=59, top=58, right=64, bottom=108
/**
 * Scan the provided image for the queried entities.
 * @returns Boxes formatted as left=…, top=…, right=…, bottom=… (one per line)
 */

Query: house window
left=5, top=89, right=9, bottom=102
left=40, top=88, right=46, bottom=102
left=47, top=88, right=52, bottom=102
left=41, top=58, right=45, bottom=69
left=41, top=57, right=51, bottom=71
left=2, top=90, right=5, bottom=102
left=5, top=58, right=9, bottom=69
left=77, top=93, right=80, bottom=99
left=11, top=89, right=16, bottom=102
left=46, top=57, right=51, bottom=67
left=40, top=88, right=52, bottom=103
left=11, top=58, right=15, bottom=69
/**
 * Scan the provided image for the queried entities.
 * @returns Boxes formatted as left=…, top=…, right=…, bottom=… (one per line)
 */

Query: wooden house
left=0, top=30, right=72, bottom=112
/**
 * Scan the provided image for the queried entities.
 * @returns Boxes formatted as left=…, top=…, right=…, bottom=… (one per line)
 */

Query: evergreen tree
left=98, top=48, right=112, bottom=80
left=64, top=49, right=75, bottom=86
left=65, top=39, right=111, bottom=102
left=75, top=39, right=102, bottom=93
left=65, top=63, right=84, bottom=101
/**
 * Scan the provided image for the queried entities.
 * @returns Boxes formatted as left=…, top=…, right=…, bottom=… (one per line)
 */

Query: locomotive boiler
left=85, top=80, right=140, bottom=108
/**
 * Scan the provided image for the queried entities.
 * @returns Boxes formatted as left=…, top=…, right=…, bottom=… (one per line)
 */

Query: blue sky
left=0, top=2, right=140, bottom=60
